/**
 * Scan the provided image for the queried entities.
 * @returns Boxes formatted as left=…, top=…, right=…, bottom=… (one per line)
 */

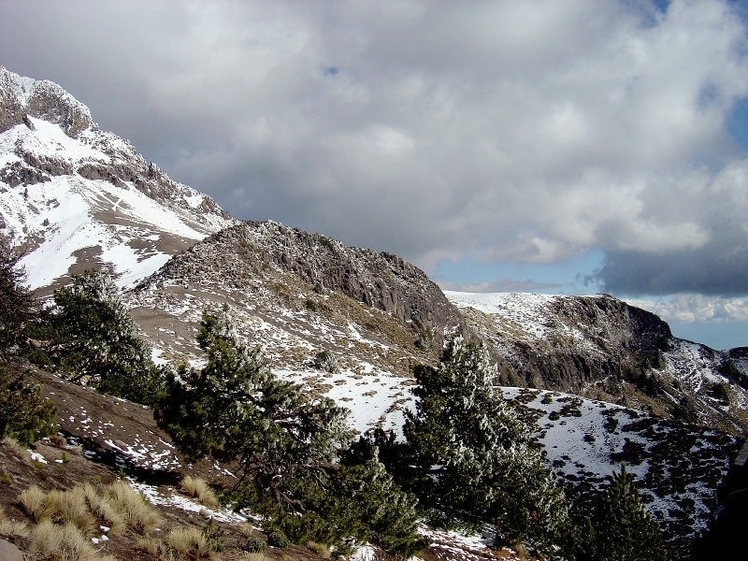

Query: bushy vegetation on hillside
left=0, top=241, right=674, bottom=559
left=47, top=269, right=166, bottom=405
left=0, top=365, right=56, bottom=445
left=0, top=237, right=38, bottom=363
left=0, top=237, right=57, bottom=445
left=155, top=307, right=423, bottom=557
left=381, top=337, right=572, bottom=556
left=575, top=465, right=669, bottom=561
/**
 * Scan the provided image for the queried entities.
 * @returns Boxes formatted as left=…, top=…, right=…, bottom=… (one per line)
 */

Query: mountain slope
left=126, top=220, right=462, bottom=433
left=0, top=66, right=236, bottom=292
left=1, top=66, right=746, bottom=558
left=448, top=291, right=748, bottom=436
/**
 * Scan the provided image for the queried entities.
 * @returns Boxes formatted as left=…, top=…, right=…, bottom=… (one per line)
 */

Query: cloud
left=438, top=278, right=562, bottom=294
left=626, top=294, right=748, bottom=323
left=2, top=0, right=748, bottom=297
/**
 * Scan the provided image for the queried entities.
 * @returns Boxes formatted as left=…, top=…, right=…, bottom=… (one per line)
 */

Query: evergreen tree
left=0, top=365, right=57, bottom=445
left=402, top=337, right=571, bottom=555
left=49, top=269, right=165, bottom=404
left=156, top=307, right=423, bottom=555
left=579, top=465, right=669, bottom=561
left=0, top=236, right=36, bottom=362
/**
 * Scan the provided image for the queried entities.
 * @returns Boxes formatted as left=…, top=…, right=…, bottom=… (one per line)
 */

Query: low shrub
left=242, top=535, right=268, bottom=553
left=268, top=529, right=290, bottom=549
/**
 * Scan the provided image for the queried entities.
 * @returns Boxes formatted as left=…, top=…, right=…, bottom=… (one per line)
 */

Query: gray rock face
left=0, top=66, right=94, bottom=136
left=504, top=295, right=672, bottom=391
left=141, top=220, right=464, bottom=343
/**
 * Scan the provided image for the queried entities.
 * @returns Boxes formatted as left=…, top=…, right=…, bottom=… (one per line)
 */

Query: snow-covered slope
left=447, top=290, right=748, bottom=435
left=0, top=66, right=236, bottom=291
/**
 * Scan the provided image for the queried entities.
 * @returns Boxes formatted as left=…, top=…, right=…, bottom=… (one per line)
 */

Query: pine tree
left=402, top=337, right=571, bottom=554
left=0, top=365, right=56, bottom=445
left=581, top=465, right=669, bottom=561
left=49, top=269, right=164, bottom=404
left=0, top=236, right=36, bottom=362
left=156, top=307, right=423, bottom=555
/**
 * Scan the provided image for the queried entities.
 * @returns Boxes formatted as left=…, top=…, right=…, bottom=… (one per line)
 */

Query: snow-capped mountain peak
left=0, top=66, right=236, bottom=291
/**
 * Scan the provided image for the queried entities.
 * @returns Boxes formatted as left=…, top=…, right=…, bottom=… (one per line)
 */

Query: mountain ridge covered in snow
left=0, top=66, right=236, bottom=292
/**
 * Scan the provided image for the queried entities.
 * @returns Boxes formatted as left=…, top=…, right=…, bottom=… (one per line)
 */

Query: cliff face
left=131, top=220, right=464, bottom=381
left=449, top=291, right=748, bottom=435
left=238, top=220, right=463, bottom=335
left=0, top=67, right=94, bottom=136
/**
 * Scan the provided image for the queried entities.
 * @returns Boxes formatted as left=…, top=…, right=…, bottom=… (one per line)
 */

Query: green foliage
left=267, top=529, right=290, bottom=549
left=157, top=307, right=422, bottom=556
left=401, top=337, right=571, bottom=554
left=202, top=519, right=224, bottom=552
left=48, top=269, right=165, bottom=405
left=671, top=396, right=698, bottom=424
left=0, top=365, right=57, bottom=445
left=241, top=536, right=267, bottom=553
left=315, top=438, right=426, bottom=557
left=576, top=465, right=669, bottom=561
left=0, top=236, right=37, bottom=363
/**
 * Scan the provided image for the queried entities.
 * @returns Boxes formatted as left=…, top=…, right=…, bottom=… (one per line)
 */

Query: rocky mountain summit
left=450, top=292, right=748, bottom=435
left=0, top=66, right=235, bottom=292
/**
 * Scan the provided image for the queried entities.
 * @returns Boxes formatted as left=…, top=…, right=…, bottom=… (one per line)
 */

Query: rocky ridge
left=0, top=66, right=235, bottom=291
left=449, top=291, right=748, bottom=435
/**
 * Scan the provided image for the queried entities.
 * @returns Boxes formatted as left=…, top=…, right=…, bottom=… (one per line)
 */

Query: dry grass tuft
left=0, top=505, right=29, bottom=538
left=45, top=487, right=97, bottom=533
left=181, top=475, right=220, bottom=509
left=19, top=485, right=97, bottom=534
left=106, top=480, right=161, bottom=534
left=2, top=436, right=30, bottom=462
left=238, top=553, right=271, bottom=561
left=19, top=484, right=48, bottom=521
left=166, top=526, right=215, bottom=559
left=82, top=483, right=125, bottom=534
left=136, top=536, right=168, bottom=557
left=29, top=519, right=117, bottom=561
left=307, top=540, right=332, bottom=558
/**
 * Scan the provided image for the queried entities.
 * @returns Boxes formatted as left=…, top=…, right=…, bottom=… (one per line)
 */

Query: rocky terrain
left=0, top=66, right=235, bottom=294
left=2, top=66, right=748, bottom=559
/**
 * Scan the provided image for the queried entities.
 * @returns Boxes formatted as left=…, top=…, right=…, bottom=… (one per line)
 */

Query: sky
left=2, top=0, right=748, bottom=349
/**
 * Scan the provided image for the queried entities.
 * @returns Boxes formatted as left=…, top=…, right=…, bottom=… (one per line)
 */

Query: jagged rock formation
left=0, top=66, right=236, bottom=291
left=142, top=220, right=463, bottom=337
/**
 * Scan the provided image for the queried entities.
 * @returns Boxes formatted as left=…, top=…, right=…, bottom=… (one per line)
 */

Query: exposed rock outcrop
left=139, top=220, right=464, bottom=345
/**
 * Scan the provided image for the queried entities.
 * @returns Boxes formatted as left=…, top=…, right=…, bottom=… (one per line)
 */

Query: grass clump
left=181, top=475, right=220, bottom=509
left=166, top=526, right=215, bottom=560
left=29, top=519, right=117, bottom=561
left=82, top=483, right=125, bottom=534
left=0, top=505, right=29, bottom=538
left=44, top=487, right=97, bottom=533
left=106, top=480, right=161, bottom=533
left=18, top=484, right=48, bottom=521
left=242, top=535, right=268, bottom=553
left=2, top=436, right=30, bottom=462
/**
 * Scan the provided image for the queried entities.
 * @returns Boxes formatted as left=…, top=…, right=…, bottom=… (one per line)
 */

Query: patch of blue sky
left=727, top=97, right=748, bottom=151
left=668, top=319, right=748, bottom=350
